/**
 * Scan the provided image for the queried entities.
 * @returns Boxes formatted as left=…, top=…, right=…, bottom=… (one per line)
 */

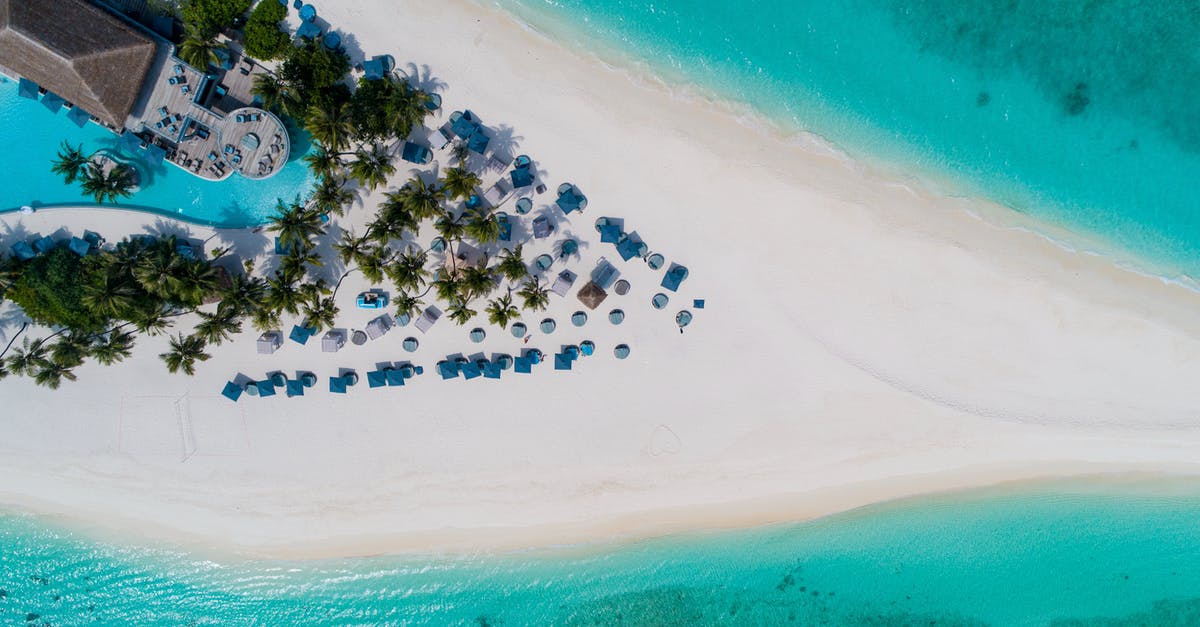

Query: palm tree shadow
left=336, top=32, right=365, bottom=66
left=0, top=222, right=35, bottom=249
left=487, top=125, right=523, bottom=163
left=402, top=63, right=448, bottom=96
left=211, top=225, right=271, bottom=264
left=143, top=218, right=194, bottom=241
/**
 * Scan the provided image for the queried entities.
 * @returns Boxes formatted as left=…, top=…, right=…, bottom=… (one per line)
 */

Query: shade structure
left=554, top=353, right=573, bottom=370
left=221, top=381, right=242, bottom=402
left=329, top=376, right=348, bottom=393
left=67, top=106, right=92, bottom=127
left=270, top=371, right=287, bottom=387
left=385, top=368, right=405, bottom=386
left=496, top=354, right=513, bottom=370
left=647, top=253, right=665, bottom=270
left=598, top=223, right=622, bottom=244
left=513, top=355, right=532, bottom=373
left=676, top=310, right=694, bottom=327
left=41, top=92, right=65, bottom=114
left=652, top=293, right=669, bottom=309
left=365, top=314, right=393, bottom=340
left=401, top=141, right=432, bottom=164
left=608, top=309, right=625, bottom=325
left=289, top=324, right=314, bottom=345
left=257, top=332, right=282, bottom=354
left=540, top=318, right=556, bottom=334
left=300, top=372, right=318, bottom=387
left=438, top=360, right=459, bottom=379
left=322, top=330, right=345, bottom=352
left=299, top=3, right=316, bottom=21
left=511, top=322, right=527, bottom=338
left=367, top=370, right=387, bottom=388
left=576, top=281, right=607, bottom=310
left=33, top=236, right=54, bottom=254
left=571, top=311, right=588, bottom=327
left=469, top=328, right=486, bottom=343
left=467, top=129, right=490, bottom=154
left=515, top=197, right=533, bottom=214
left=511, top=166, right=534, bottom=189
left=17, top=78, right=38, bottom=99
left=415, top=307, right=441, bottom=333
left=323, top=31, right=341, bottom=50
left=256, top=380, right=276, bottom=397
left=661, top=265, right=689, bottom=292
left=483, top=362, right=502, bottom=379
left=616, top=236, right=646, bottom=261
left=614, top=344, right=631, bottom=359
left=10, top=241, right=35, bottom=261
left=402, top=336, right=419, bottom=352
left=285, top=380, right=304, bottom=397
left=362, top=57, right=384, bottom=80
left=296, top=21, right=320, bottom=40
left=556, top=185, right=587, bottom=214
left=532, top=216, right=552, bottom=239
left=460, top=360, right=482, bottom=379
left=67, top=237, right=90, bottom=257
left=580, top=340, right=595, bottom=356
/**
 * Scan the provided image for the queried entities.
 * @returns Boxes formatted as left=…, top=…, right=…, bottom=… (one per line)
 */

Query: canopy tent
left=510, top=166, right=534, bottom=189
left=257, top=331, right=282, bottom=354
left=550, top=270, right=577, bottom=297
left=322, top=330, right=345, bottom=352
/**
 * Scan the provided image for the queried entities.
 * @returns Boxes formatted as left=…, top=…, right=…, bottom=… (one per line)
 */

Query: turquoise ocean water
left=0, top=76, right=314, bottom=227
left=495, top=0, right=1200, bottom=280
left=4, top=481, right=1200, bottom=625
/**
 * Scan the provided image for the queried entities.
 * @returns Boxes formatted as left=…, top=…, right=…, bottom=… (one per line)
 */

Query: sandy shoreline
left=3, top=0, right=1200, bottom=560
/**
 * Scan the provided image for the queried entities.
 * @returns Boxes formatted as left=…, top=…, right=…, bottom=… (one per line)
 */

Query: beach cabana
left=296, top=21, right=320, bottom=40
left=415, top=307, right=441, bottom=333
left=483, top=362, right=502, bottom=379
left=550, top=270, right=577, bottom=297
left=367, top=370, right=387, bottom=388
left=532, top=215, right=553, bottom=239
left=661, top=265, right=689, bottom=292
left=511, top=322, right=527, bottom=338
left=438, top=360, right=459, bottom=380
left=616, top=236, right=647, bottom=261
left=554, top=353, right=573, bottom=371
left=329, top=375, right=348, bottom=394
left=257, top=331, right=282, bottom=354
left=289, top=324, right=315, bottom=345
left=460, top=360, right=482, bottom=380
left=285, top=379, right=304, bottom=397
left=365, top=314, right=393, bottom=340
left=555, top=184, right=587, bottom=214
left=576, top=281, right=607, bottom=310
left=221, top=381, right=242, bottom=402
left=322, top=330, right=346, bottom=353
left=513, top=355, right=532, bottom=374
left=255, top=380, right=276, bottom=397
left=11, top=241, right=36, bottom=261
left=385, top=367, right=406, bottom=386
left=511, top=166, right=534, bottom=189
left=401, top=141, right=432, bottom=164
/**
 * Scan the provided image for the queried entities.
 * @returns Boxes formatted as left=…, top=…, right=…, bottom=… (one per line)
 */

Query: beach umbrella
left=554, top=353, right=573, bottom=370
left=256, top=380, right=276, bottom=397
left=285, top=380, right=304, bottom=397
left=17, top=78, right=38, bottom=99
left=221, top=382, right=242, bottom=402
left=67, top=107, right=92, bottom=128
left=367, top=370, right=387, bottom=388
left=329, top=376, right=348, bottom=394
left=438, top=360, right=459, bottom=380
left=576, top=281, right=607, bottom=310
left=343, top=372, right=359, bottom=387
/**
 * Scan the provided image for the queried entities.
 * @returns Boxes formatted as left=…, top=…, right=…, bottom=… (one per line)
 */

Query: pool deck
left=127, top=44, right=289, bottom=182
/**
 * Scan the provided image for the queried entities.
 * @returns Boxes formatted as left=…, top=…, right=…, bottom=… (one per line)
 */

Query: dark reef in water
left=976, top=91, right=990, bottom=107
left=1063, top=82, right=1090, bottom=116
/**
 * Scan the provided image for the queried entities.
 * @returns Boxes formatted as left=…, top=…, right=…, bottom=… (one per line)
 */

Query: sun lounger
left=550, top=270, right=577, bottom=297
left=429, top=124, right=452, bottom=149
left=415, top=307, right=441, bottom=333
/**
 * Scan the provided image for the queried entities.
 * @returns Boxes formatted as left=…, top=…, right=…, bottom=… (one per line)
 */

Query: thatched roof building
left=0, top=0, right=156, bottom=129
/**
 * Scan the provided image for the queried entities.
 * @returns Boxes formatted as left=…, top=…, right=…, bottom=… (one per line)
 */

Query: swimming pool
left=0, top=76, right=315, bottom=228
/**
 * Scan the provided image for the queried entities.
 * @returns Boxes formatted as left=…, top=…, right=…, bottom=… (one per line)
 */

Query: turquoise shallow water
left=4, top=481, right=1200, bottom=625
left=0, top=76, right=314, bottom=227
left=495, top=0, right=1200, bottom=279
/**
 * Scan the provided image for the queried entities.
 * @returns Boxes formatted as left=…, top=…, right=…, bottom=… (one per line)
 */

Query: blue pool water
left=0, top=76, right=314, bottom=227
left=3, top=480, right=1200, bottom=625
left=495, top=0, right=1200, bottom=279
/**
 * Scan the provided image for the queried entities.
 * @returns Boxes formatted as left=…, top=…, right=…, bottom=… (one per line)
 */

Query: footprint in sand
left=647, top=425, right=682, bottom=456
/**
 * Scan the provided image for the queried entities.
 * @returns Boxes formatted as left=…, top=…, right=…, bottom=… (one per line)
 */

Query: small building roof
left=0, top=0, right=157, bottom=129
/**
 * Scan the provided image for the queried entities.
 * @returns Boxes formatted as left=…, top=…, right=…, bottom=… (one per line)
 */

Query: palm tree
left=219, top=274, right=267, bottom=317
left=303, top=146, right=344, bottom=180
left=281, top=247, right=323, bottom=280
left=518, top=278, right=550, bottom=312
left=160, top=333, right=210, bottom=375
left=194, top=309, right=241, bottom=345
left=133, top=253, right=181, bottom=300
left=393, top=292, right=423, bottom=319
left=301, top=295, right=338, bottom=332
left=356, top=244, right=391, bottom=283
left=265, top=272, right=302, bottom=316
left=446, top=300, right=477, bottom=325
left=450, top=141, right=470, bottom=167
left=398, top=177, right=443, bottom=222
left=51, top=142, right=90, bottom=184
left=497, top=245, right=528, bottom=283
left=173, top=261, right=219, bottom=307
left=49, top=332, right=93, bottom=368
left=33, top=361, right=77, bottom=389
left=178, top=28, right=226, bottom=71
left=310, top=177, right=355, bottom=217
left=387, top=82, right=431, bottom=139
left=80, top=163, right=137, bottom=204
left=460, top=264, right=495, bottom=301
left=441, top=166, right=480, bottom=202
left=251, top=72, right=295, bottom=116
left=465, top=210, right=501, bottom=244
left=431, top=269, right=463, bottom=303
left=334, top=229, right=371, bottom=265
left=348, top=143, right=396, bottom=191
left=82, top=268, right=137, bottom=318
left=91, top=331, right=134, bottom=366
left=433, top=211, right=465, bottom=246
left=305, top=102, right=354, bottom=152
left=7, top=338, right=50, bottom=376
left=250, top=306, right=281, bottom=333
left=486, top=294, right=519, bottom=329
left=268, top=200, right=324, bottom=253
left=131, top=306, right=174, bottom=336
left=386, top=248, right=429, bottom=293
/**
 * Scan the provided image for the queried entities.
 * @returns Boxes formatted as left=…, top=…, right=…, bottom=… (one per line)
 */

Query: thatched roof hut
left=576, top=280, right=607, bottom=310
left=0, top=0, right=156, bottom=129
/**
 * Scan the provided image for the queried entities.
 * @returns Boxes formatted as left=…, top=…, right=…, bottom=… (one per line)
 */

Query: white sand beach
left=4, top=0, right=1200, bottom=558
